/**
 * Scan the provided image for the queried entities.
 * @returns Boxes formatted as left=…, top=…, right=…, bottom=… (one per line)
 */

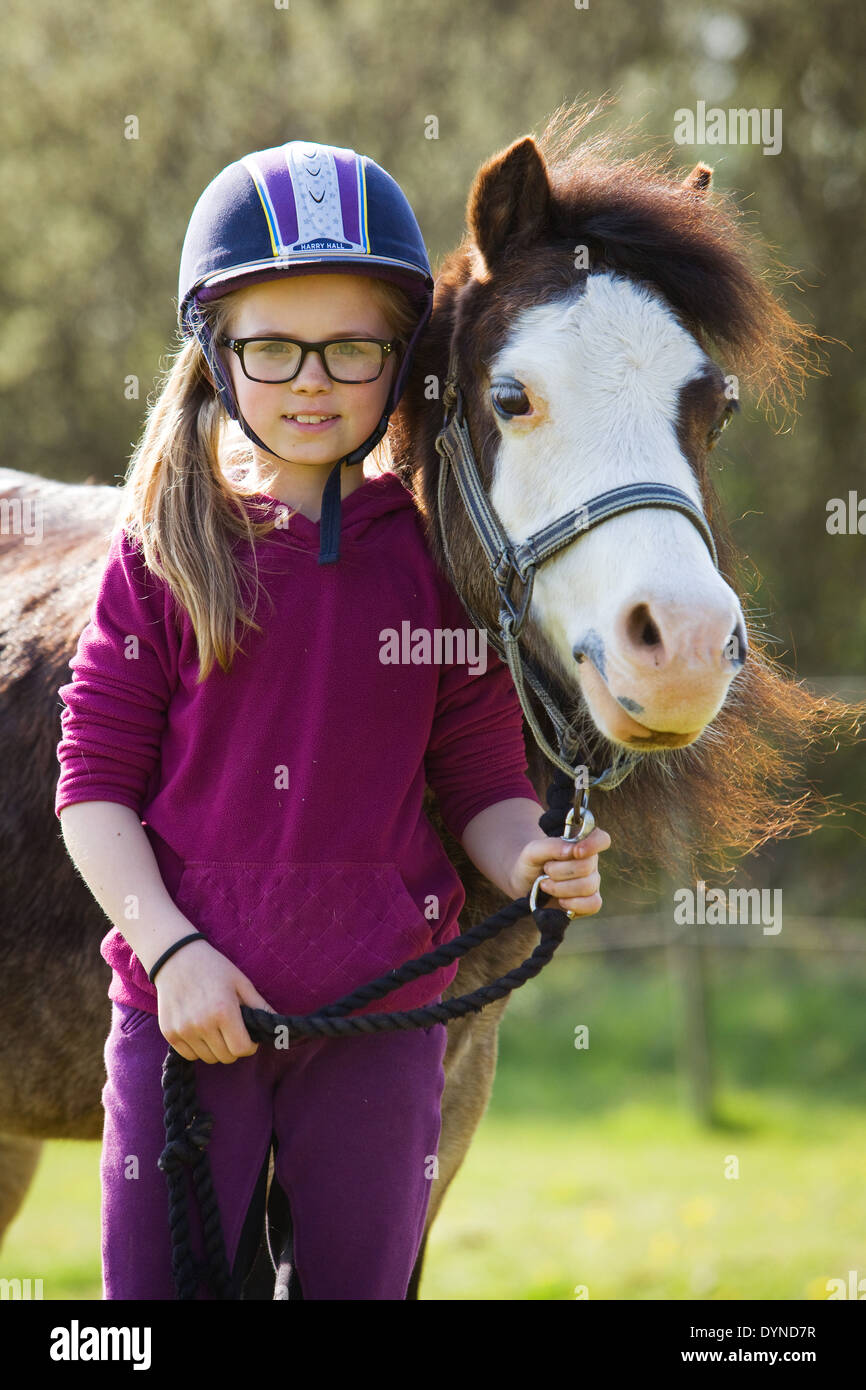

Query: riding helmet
left=177, top=140, right=434, bottom=563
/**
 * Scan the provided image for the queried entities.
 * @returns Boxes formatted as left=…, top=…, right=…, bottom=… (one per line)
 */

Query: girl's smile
left=282, top=412, right=341, bottom=433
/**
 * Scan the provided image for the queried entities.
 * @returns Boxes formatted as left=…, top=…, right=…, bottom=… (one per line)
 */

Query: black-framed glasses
left=219, top=335, right=396, bottom=384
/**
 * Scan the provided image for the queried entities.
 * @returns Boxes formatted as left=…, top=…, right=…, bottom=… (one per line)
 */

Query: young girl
left=55, top=139, right=611, bottom=1300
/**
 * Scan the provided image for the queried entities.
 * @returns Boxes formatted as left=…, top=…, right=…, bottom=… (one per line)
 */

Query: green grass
left=1, top=1140, right=103, bottom=1300
left=421, top=1103, right=866, bottom=1300
left=4, top=948, right=865, bottom=1300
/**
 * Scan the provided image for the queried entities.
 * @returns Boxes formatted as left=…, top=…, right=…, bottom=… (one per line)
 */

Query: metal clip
left=497, top=565, right=535, bottom=638
left=529, top=786, right=596, bottom=916
left=564, top=790, right=596, bottom=844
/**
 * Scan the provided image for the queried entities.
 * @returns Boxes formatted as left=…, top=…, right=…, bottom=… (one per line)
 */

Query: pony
left=0, top=101, right=860, bottom=1298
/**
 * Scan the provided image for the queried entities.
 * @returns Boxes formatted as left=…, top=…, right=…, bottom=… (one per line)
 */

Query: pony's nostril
left=626, top=603, right=662, bottom=651
left=726, top=619, right=748, bottom=669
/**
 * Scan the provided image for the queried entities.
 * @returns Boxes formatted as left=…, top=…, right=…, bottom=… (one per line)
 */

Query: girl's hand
left=153, top=937, right=277, bottom=1064
left=510, top=826, right=612, bottom=918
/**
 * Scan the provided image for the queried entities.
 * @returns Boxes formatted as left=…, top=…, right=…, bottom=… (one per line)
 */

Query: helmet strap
left=225, top=371, right=390, bottom=565
left=317, top=411, right=389, bottom=565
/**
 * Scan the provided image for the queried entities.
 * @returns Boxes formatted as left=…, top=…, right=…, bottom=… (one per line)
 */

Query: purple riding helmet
left=177, top=140, right=435, bottom=563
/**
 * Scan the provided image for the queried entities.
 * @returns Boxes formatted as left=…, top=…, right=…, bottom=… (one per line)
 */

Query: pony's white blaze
left=488, top=272, right=746, bottom=749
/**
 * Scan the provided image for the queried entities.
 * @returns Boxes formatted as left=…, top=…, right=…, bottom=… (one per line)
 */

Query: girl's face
left=220, top=273, right=398, bottom=470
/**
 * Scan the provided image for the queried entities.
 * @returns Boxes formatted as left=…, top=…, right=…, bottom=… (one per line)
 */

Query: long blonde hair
left=119, top=277, right=420, bottom=682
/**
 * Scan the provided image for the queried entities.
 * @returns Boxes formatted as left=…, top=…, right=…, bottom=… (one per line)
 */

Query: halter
left=432, top=342, right=720, bottom=830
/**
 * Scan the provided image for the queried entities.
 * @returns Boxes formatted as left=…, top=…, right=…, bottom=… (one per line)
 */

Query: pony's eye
left=707, top=401, right=737, bottom=449
left=491, top=376, right=531, bottom=419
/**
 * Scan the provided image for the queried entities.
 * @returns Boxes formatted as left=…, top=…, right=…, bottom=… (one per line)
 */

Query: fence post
left=667, top=925, right=716, bottom=1125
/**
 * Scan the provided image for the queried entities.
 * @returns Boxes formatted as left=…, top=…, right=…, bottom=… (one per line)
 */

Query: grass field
left=3, top=947, right=865, bottom=1300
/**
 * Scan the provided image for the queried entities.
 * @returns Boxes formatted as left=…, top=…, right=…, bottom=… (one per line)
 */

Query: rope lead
left=160, top=768, right=575, bottom=1299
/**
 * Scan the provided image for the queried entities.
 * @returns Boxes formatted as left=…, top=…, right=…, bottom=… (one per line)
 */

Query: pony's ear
left=683, top=163, right=713, bottom=195
left=467, top=136, right=552, bottom=274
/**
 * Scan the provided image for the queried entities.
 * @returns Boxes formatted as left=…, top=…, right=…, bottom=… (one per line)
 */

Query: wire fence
left=537, top=910, right=866, bottom=1125
left=554, top=914, right=866, bottom=954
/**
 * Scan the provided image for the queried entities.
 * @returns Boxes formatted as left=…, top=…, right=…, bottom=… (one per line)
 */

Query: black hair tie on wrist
left=148, top=933, right=207, bottom=985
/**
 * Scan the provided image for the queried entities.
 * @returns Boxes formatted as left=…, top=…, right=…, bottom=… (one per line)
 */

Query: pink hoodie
left=55, top=471, right=540, bottom=1019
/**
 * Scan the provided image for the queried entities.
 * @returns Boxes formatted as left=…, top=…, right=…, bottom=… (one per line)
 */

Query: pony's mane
left=392, top=98, right=864, bottom=887
left=535, top=99, right=825, bottom=425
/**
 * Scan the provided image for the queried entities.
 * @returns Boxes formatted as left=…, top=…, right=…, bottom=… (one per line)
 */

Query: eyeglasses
left=219, top=335, right=396, bottom=384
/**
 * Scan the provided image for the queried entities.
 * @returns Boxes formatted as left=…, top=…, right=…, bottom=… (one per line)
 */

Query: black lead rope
left=158, top=766, right=578, bottom=1299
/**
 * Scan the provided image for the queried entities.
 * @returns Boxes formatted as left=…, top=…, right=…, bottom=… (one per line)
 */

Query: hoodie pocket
left=173, top=860, right=433, bottom=1017
left=116, top=1002, right=158, bottom=1037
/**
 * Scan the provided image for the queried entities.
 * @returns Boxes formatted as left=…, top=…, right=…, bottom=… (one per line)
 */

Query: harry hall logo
left=379, top=622, right=488, bottom=676
left=673, top=101, right=783, bottom=156
left=291, top=238, right=353, bottom=251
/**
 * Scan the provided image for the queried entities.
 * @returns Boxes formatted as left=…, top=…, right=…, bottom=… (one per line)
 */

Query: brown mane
left=391, top=99, right=865, bottom=885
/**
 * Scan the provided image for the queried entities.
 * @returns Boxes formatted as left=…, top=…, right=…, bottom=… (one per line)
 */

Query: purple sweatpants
left=100, top=1000, right=447, bottom=1300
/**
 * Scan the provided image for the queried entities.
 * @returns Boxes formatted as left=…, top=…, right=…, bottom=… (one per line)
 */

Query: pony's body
left=0, top=105, right=857, bottom=1297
